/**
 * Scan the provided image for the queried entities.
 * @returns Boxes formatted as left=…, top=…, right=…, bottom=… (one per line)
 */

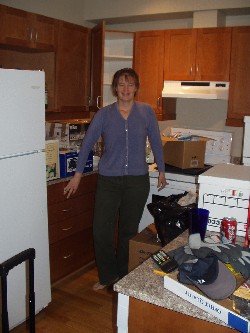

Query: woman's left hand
left=157, top=172, right=168, bottom=191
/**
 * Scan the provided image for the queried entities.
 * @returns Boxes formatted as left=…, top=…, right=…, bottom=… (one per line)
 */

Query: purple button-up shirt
left=76, top=101, right=165, bottom=176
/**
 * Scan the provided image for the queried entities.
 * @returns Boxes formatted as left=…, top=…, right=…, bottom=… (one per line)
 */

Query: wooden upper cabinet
left=55, top=21, right=91, bottom=113
left=31, top=14, right=58, bottom=51
left=196, top=27, right=231, bottom=81
left=164, top=29, right=197, bottom=81
left=0, top=4, right=57, bottom=51
left=90, top=21, right=105, bottom=113
left=227, top=26, right=250, bottom=127
left=164, top=27, right=232, bottom=81
left=0, top=5, right=30, bottom=48
left=134, top=30, right=165, bottom=120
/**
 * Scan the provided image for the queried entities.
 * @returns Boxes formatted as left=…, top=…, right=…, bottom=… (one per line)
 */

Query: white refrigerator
left=0, top=69, right=51, bottom=329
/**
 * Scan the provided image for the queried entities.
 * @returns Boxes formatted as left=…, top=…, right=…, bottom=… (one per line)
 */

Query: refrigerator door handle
left=0, top=150, right=43, bottom=160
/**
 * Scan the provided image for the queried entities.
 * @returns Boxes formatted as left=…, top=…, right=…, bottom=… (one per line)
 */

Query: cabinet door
left=49, top=229, right=94, bottom=283
left=47, top=173, right=97, bottom=205
left=0, top=5, right=31, bottom=48
left=55, top=21, right=91, bottom=113
left=134, top=30, right=164, bottom=120
left=90, top=21, right=105, bottom=112
left=48, top=192, right=95, bottom=225
left=227, top=26, right=250, bottom=127
left=0, top=4, right=57, bottom=51
left=164, top=27, right=231, bottom=82
left=196, top=27, right=231, bottom=81
left=32, top=14, right=58, bottom=51
left=164, top=29, right=197, bottom=80
left=47, top=174, right=97, bottom=283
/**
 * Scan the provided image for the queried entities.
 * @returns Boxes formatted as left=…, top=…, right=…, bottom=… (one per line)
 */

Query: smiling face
left=116, top=75, right=137, bottom=104
left=112, top=68, right=140, bottom=99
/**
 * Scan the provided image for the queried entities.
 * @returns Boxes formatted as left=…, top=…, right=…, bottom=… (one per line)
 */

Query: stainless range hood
left=162, top=81, right=229, bottom=100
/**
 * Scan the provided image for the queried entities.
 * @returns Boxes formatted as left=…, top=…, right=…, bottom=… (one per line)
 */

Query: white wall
left=0, top=0, right=88, bottom=25
left=157, top=100, right=243, bottom=162
left=1, top=0, right=250, bottom=28
left=83, top=0, right=250, bottom=23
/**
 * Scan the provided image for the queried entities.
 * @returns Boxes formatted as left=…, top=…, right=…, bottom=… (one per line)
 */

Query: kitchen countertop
left=47, top=169, right=98, bottom=185
left=113, top=230, right=245, bottom=329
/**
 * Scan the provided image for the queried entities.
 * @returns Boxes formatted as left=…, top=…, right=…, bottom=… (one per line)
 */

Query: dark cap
left=178, top=255, right=236, bottom=300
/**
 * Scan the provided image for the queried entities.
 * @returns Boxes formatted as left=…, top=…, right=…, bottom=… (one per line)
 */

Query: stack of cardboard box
left=45, top=119, right=93, bottom=179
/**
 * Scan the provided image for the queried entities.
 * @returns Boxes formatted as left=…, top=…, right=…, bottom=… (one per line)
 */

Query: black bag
left=147, top=193, right=196, bottom=246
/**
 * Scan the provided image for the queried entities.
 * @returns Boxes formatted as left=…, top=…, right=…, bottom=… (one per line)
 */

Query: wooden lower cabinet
left=47, top=173, right=97, bottom=283
left=49, top=229, right=94, bottom=283
left=128, top=298, right=237, bottom=333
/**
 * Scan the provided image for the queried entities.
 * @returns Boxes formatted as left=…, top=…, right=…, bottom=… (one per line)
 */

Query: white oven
left=139, top=165, right=199, bottom=232
left=138, top=128, right=233, bottom=232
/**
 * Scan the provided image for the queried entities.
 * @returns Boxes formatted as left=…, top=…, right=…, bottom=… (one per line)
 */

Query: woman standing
left=64, top=68, right=167, bottom=290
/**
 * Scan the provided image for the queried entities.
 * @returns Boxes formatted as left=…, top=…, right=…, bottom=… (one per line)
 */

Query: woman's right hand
left=63, top=172, right=82, bottom=198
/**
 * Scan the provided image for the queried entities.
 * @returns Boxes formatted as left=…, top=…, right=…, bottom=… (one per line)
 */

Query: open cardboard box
left=164, top=270, right=249, bottom=333
left=128, top=224, right=161, bottom=272
left=161, top=135, right=209, bottom=169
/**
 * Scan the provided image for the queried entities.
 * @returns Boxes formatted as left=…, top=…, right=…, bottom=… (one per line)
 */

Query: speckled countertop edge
left=114, top=230, right=235, bottom=328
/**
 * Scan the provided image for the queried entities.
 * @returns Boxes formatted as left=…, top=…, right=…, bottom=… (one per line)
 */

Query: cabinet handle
left=97, top=95, right=101, bottom=109
left=29, top=29, right=33, bottom=41
left=63, top=253, right=73, bottom=259
left=196, top=64, right=199, bottom=74
left=62, top=208, right=72, bottom=212
left=157, top=97, right=161, bottom=107
left=190, top=65, right=193, bottom=75
left=62, top=226, right=73, bottom=231
left=35, top=29, right=38, bottom=42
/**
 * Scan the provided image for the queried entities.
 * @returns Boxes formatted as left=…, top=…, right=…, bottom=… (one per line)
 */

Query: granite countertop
left=113, top=230, right=235, bottom=329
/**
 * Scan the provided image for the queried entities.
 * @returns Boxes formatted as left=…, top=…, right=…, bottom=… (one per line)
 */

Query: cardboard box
left=46, top=119, right=91, bottom=149
left=164, top=272, right=249, bottom=333
left=59, top=150, right=93, bottom=178
left=45, top=139, right=60, bottom=180
left=128, top=224, right=161, bottom=272
left=231, top=278, right=250, bottom=321
left=162, top=136, right=207, bottom=169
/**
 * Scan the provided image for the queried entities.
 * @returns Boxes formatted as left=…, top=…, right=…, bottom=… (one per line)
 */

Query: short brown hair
left=111, top=68, right=140, bottom=96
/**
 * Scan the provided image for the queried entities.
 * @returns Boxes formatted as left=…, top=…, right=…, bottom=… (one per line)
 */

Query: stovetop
left=149, top=163, right=213, bottom=183
left=164, top=164, right=212, bottom=176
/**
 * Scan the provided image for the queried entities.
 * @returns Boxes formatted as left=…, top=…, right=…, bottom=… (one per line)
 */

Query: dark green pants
left=93, top=174, right=150, bottom=285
